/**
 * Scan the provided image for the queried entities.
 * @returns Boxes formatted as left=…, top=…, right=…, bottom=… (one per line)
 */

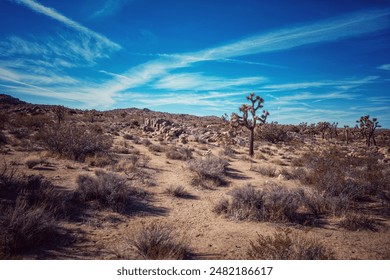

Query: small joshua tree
left=357, top=115, right=380, bottom=147
left=344, top=125, right=350, bottom=145
left=53, top=105, right=66, bottom=125
left=231, top=93, right=269, bottom=157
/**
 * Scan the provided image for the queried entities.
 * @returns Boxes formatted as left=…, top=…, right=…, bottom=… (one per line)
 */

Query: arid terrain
left=1, top=93, right=389, bottom=260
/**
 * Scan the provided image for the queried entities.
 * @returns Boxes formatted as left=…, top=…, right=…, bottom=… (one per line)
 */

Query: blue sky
left=0, top=0, right=389, bottom=127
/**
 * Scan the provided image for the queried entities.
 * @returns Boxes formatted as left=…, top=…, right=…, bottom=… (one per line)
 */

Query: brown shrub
left=0, top=131, right=7, bottom=146
left=165, top=146, right=192, bottom=161
left=188, top=155, right=228, bottom=188
left=1, top=199, right=57, bottom=257
left=250, top=165, right=277, bottom=177
left=257, top=122, right=292, bottom=144
left=338, top=212, right=379, bottom=231
left=132, top=223, right=191, bottom=260
left=0, top=113, right=8, bottom=129
left=215, top=184, right=306, bottom=224
left=247, top=229, right=334, bottom=260
left=0, top=163, right=66, bottom=258
left=75, top=170, right=132, bottom=212
left=219, top=146, right=236, bottom=157
left=164, top=185, right=191, bottom=198
left=148, top=144, right=165, bottom=153
left=38, top=124, right=113, bottom=161
left=298, top=148, right=388, bottom=201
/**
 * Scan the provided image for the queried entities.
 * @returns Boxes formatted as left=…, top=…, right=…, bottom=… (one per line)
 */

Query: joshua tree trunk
left=249, top=128, right=254, bottom=157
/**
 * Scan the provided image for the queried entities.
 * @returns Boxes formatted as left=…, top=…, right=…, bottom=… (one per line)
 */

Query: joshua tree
left=344, top=125, right=350, bottom=145
left=53, top=105, right=66, bottom=125
left=316, top=121, right=330, bottom=140
left=231, top=93, right=269, bottom=157
left=329, top=122, right=338, bottom=139
left=356, top=115, right=380, bottom=147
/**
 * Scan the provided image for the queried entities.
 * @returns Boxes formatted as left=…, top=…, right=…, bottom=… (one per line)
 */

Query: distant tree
left=87, top=109, right=99, bottom=123
left=221, top=113, right=229, bottom=122
left=53, top=106, right=66, bottom=125
left=231, top=93, right=269, bottom=157
left=344, top=125, right=350, bottom=145
left=356, top=115, right=380, bottom=147
left=329, top=122, right=338, bottom=139
left=316, top=122, right=330, bottom=140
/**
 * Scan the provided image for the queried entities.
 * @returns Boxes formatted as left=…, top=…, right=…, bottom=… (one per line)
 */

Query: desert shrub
left=85, top=152, right=117, bottom=168
left=25, top=156, right=46, bottom=169
left=132, top=223, right=191, bottom=260
left=188, top=155, right=228, bottom=188
left=1, top=199, right=57, bottom=257
left=123, top=134, right=136, bottom=141
left=215, top=184, right=306, bottom=223
left=148, top=144, right=165, bottom=153
left=297, top=188, right=350, bottom=217
left=257, top=123, right=292, bottom=144
left=219, top=146, right=236, bottom=157
left=250, top=165, right=277, bottom=177
left=338, top=212, right=378, bottom=231
left=141, top=139, right=152, bottom=146
left=298, top=148, right=388, bottom=200
left=165, top=185, right=189, bottom=198
left=9, top=127, right=30, bottom=139
left=0, top=131, right=7, bottom=146
left=247, top=230, right=334, bottom=260
left=0, top=113, right=8, bottom=129
left=75, top=170, right=131, bottom=211
left=165, top=146, right=192, bottom=161
left=38, top=124, right=112, bottom=161
left=0, top=163, right=66, bottom=258
left=10, top=114, right=51, bottom=130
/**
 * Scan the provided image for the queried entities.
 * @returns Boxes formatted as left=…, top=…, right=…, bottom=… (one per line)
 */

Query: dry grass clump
left=148, top=144, right=165, bottom=153
left=75, top=170, right=133, bottom=212
left=165, top=185, right=190, bottom=198
left=250, top=165, right=277, bottom=177
left=219, top=146, right=236, bottom=157
left=132, top=223, right=191, bottom=260
left=338, top=212, right=379, bottom=231
left=247, top=229, right=334, bottom=260
left=214, top=184, right=306, bottom=224
left=188, top=155, right=228, bottom=189
left=38, top=124, right=112, bottom=161
left=1, top=199, right=57, bottom=257
left=85, top=152, right=117, bottom=168
left=0, top=163, right=66, bottom=258
left=141, top=138, right=152, bottom=146
left=165, top=146, right=192, bottom=161
left=9, top=127, right=30, bottom=139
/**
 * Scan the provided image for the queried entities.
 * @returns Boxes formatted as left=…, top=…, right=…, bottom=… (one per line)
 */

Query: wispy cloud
left=153, top=73, right=266, bottom=91
left=186, top=8, right=390, bottom=61
left=261, top=76, right=378, bottom=92
left=0, top=66, right=77, bottom=85
left=10, top=0, right=120, bottom=50
left=219, top=58, right=287, bottom=69
left=103, top=8, right=389, bottom=97
left=0, top=35, right=113, bottom=67
left=91, top=0, right=134, bottom=18
left=378, top=64, right=390, bottom=70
